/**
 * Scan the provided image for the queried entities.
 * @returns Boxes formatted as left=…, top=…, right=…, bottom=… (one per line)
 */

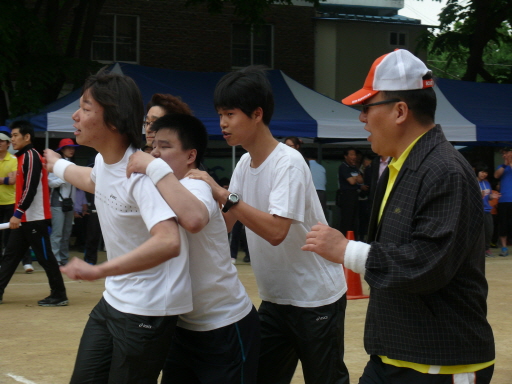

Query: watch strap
left=222, top=193, right=239, bottom=213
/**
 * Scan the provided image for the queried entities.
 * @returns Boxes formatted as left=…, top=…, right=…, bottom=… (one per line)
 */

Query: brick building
left=92, top=0, right=316, bottom=88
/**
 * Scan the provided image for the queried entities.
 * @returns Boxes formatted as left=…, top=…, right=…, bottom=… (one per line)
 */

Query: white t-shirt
left=177, top=178, right=253, bottom=331
left=229, top=143, right=347, bottom=307
left=91, top=147, right=192, bottom=316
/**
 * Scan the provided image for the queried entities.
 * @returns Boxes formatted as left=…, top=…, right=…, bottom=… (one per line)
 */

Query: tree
left=0, top=1, right=106, bottom=123
left=0, top=0, right=319, bottom=125
left=421, top=0, right=512, bottom=83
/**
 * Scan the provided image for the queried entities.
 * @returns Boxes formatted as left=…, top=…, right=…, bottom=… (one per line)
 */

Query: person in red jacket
left=0, top=120, right=67, bottom=306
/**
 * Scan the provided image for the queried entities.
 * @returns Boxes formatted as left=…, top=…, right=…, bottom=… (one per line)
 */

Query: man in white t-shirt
left=187, top=67, right=349, bottom=384
left=126, top=113, right=260, bottom=384
left=44, top=71, right=192, bottom=384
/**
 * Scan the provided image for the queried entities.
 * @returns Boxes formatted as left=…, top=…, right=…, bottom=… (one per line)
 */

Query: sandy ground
left=0, top=248, right=509, bottom=384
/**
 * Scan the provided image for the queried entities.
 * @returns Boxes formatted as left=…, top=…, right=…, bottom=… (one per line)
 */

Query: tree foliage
left=1, top=0, right=510, bottom=125
left=421, top=0, right=512, bottom=83
left=0, top=0, right=320, bottom=124
left=0, top=1, right=106, bottom=123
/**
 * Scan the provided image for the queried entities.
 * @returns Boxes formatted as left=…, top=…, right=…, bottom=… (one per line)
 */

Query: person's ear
left=395, top=101, right=409, bottom=125
left=187, top=149, right=197, bottom=166
left=252, top=107, right=263, bottom=123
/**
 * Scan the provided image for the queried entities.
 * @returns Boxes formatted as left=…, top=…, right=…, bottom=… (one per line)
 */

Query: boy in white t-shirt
left=44, top=71, right=192, bottom=384
left=126, top=113, right=260, bottom=383
left=187, top=67, right=349, bottom=383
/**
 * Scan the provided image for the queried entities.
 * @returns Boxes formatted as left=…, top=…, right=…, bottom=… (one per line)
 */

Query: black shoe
left=243, top=255, right=251, bottom=263
left=38, top=296, right=69, bottom=307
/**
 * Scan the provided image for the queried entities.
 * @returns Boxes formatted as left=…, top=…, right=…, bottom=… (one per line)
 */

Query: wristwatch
left=222, top=193, right=240, bottom=213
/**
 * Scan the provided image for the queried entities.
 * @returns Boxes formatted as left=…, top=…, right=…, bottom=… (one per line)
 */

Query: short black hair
left=214, top=66, right=274, bottom=126
left=151, top=114, right=208, bottom=168
left=83, top=70, right=143, bottom=148
left=381, top=73, right=436, bottom=126
left=343, top=147, right=356, bottom=157
left=474, top=163, right=489, bottom=175
left=10, top=120, right=34, bottom=143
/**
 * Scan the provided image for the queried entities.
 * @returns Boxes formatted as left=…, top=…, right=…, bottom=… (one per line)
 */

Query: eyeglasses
left=356, top=99, right=402, bottom=114
left=143, top=120, right=156, bottom=129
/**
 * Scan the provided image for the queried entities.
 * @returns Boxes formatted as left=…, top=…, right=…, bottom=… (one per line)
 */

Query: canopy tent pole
left=45, top=131, right=49, bottom=149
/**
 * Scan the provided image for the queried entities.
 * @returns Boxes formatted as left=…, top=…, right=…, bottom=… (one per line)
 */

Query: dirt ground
left=0, top=248, right=510, bottom=384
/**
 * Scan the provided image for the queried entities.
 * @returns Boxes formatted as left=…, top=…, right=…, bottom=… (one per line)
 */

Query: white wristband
left=53, top=158, right=73, bottom=181
left=344, top=240, right=371, bottom=275
left=146, top=158, right=173, bottom=185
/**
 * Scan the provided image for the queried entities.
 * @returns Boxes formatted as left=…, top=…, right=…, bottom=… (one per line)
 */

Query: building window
left=389, top=32, right=407, bottom=47
left=91, top=14, right=139, bottom=63
left=232, top=24, right=273, bottom=68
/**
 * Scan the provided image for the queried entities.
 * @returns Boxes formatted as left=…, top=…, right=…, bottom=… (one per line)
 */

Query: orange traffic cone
left=344, top=231, right=369, bottom=300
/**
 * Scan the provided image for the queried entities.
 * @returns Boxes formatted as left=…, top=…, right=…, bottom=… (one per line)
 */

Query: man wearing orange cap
left=303, top=49, right=495, bottom=383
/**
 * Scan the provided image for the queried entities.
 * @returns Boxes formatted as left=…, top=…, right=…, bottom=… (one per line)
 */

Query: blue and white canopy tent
left=29, top=63, right=363, bottom=140
left=15, top=63, right=512, bottom=145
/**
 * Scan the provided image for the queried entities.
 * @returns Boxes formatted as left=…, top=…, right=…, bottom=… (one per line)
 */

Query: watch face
left=229, top=193, right=239, bottom=203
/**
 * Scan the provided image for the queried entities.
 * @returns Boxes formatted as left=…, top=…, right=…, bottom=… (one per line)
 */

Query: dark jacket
left=365, top=125, right=495, bottom=365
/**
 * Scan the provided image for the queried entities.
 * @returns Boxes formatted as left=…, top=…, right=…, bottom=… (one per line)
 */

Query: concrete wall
left=315, top=19, right=429, bottom=100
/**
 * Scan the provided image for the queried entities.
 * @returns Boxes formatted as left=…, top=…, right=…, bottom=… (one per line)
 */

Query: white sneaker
left=24, top=264, right=34, bottom=274
left=231, top=258, right=236, bottom=264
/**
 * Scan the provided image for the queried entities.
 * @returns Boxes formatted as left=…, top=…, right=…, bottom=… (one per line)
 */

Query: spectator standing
left=304, top=148, right=327, bottom=216
left=83, top=188, right=101, bottom=265
left=230, top=220, right=251, bottom=263
left=304, top=49, right=495, bottom=383
left=476, top=164, right=499, bottom=257
left=0, top=127, right=35, bottom=272
left=48, top=138, right=79, bottom=266
left=364, top=155, right=391, bottom=220
left=0, top=121, right=67, bottom=306
left=71, top=188, right=89, bottom=251
left=493, top=147, right=512, bottom=256
left=337, top=147, right=363, bottom=237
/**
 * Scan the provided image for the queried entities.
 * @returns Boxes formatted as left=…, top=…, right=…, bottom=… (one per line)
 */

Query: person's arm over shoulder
left=176, top=177, right=211, bottom=233
left=126, top=152, right=209, bottom=233
left=186, top=155, right=293, bottom=246
left=231, top=154, right=307, bottom=245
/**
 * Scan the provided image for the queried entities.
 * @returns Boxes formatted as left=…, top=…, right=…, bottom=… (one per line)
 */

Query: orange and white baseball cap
left=342, top=49, right=434, bottom=106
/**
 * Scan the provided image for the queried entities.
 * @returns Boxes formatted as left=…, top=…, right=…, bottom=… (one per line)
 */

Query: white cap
left=342, top=49, right=433, bottom=105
